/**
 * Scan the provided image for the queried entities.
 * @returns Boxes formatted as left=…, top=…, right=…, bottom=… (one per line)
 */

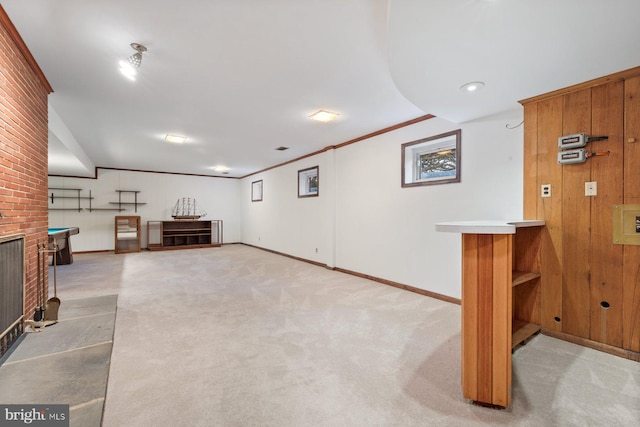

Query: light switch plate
left=585, top=181, right=597, bottom=196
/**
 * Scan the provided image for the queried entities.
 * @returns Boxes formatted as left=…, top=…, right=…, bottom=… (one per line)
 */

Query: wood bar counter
left=436, top=220, right=545, bottom=408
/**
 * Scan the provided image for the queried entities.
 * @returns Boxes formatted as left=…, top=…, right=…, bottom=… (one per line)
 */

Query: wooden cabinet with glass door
left=115, top=216, right=141, bottom=254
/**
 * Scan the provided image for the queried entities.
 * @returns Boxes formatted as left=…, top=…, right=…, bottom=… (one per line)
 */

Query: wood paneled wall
left=521, top=67, right=640, bottom=355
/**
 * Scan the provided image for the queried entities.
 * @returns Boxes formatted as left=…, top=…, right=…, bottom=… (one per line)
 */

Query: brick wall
left=0, top=8, right=51, bottom=325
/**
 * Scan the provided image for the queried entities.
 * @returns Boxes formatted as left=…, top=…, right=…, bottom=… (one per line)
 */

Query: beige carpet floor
left=50, top=245, right=639, bottom=426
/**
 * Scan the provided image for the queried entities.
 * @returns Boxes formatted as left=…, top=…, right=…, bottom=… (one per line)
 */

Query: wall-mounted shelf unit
left=147, top=220, right=222, bottom=251
left=85, top=190, right=125, bottom=212
left=48, top=188, right=93, bottom=212
left=109, top=190, right=146, bottom=213
left=115, top=216, right=141, bottom=254
left=49, top=189, right=146, bottom=212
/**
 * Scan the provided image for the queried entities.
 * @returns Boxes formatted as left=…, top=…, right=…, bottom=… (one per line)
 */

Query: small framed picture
left=251, top=180, right=263, bottom=202
left=298, top=166, right=319, bottom=198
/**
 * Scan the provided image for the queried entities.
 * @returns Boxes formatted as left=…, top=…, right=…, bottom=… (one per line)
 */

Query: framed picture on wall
left=401, top=129, right=461, bottom=187
left=298, top=166, right=319, bottom=198
left=251, top=180, right=263, bottom=202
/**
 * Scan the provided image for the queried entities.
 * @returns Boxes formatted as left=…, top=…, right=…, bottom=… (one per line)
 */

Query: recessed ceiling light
left=309, top=110, right=340, bottom=122
left=165, top=134, right=187, bottom=143
left=460, top=81, right=485, bottom=93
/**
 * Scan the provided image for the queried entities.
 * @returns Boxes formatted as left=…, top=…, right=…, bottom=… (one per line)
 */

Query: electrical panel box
left=558, top=133, right=587, bottom=149
left=613, top=204, right=640, bottom=245
left=558, top=148, right=587, bottom=164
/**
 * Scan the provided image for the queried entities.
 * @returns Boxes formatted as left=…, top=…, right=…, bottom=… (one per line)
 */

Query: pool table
left=48, top=227, right=80, bottom=265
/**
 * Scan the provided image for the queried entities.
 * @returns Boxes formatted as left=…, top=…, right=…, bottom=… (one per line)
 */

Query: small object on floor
left=24, top=319, right=58, bottom=332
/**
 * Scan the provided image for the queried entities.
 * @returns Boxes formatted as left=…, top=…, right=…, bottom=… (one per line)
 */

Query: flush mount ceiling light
left=309, top=110, right=340, bottom=122
left=119, top=43, right=147, bottom=81
left=165, top=134, right=187, bottom=143
left=460, top=81, right=485, bottom=93
left=211, top=165, right=230, bottom=174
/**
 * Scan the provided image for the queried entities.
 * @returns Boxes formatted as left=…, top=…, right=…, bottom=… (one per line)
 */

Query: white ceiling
left=2, top=0, right=640, bottom=178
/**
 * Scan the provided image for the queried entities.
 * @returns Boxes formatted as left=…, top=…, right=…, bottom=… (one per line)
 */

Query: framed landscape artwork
left=298, top=166, right=319, bottom=198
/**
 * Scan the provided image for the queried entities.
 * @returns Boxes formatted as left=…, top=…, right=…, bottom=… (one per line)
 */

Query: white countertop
left=434, top=220, right=545, bottom=234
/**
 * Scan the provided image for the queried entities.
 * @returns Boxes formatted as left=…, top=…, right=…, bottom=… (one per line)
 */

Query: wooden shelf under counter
left=512, top=271, right=541, bottom=287
left=435, top=219, right=544, bottom=408
left=512, top=320, right=541, bottom=349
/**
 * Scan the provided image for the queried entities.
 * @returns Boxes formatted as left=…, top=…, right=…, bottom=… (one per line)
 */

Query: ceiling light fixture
left=211, top=165, right=229, bottom=173
left=309, top=110, right=340, bottom=122
left=119, top=43, right=147, bottom=81
left=165, top=134, right=187, bottom=143
left=460, top=81, right=485, bottom=93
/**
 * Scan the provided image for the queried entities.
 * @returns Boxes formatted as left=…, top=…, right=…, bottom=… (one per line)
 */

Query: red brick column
left=0, top=5, right=52, bottom=320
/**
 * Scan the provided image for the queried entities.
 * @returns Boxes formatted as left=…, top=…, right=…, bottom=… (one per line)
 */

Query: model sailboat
left=171, top=197, right=207, bottom=220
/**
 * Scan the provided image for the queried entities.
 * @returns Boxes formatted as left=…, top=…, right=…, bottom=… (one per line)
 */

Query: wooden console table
left=147, top=220, right=222, bottom=251
left=435, top=220, right=545, bottom=408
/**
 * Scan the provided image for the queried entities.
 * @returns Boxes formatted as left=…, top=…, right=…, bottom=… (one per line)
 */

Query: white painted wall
left=240, top=152, right=332, bottom=265
left=50, top=110, right=523, bottom=300
left=48, top=169, right=241, bottom=251
left=241, top=110, right=524, bottom=299
left=335, top=112, right=524, bottom=299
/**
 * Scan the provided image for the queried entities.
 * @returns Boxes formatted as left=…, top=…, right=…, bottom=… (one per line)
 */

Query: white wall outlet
left=541, top=184, right=551, bottom=198
left=585, top=181, right=597, bottom=196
